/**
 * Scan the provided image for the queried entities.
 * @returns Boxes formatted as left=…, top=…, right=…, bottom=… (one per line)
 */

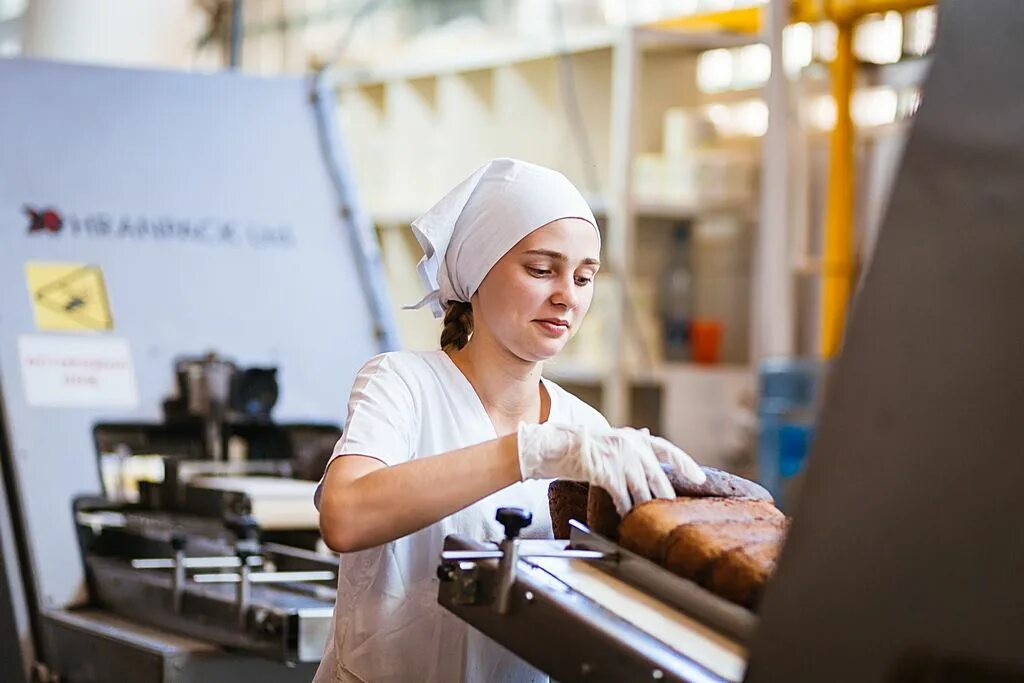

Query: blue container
left=757, top=358, right=823, bottom=509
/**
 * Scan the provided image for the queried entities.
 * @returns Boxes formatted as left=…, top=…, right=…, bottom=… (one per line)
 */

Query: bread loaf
left=618, top=497, right=786, bottom=608
left=585, top=485, right=621, bottom=540
left=585, top=466, right=773, bottom=541
left=618, top=498, right=783, bottom=563
left=547, top=480, right=590, bottom=540
left=662, top=518, right=785, bottom=580
left=549, top=468, right=785, bottom=609
left=668, top=466, right=773, bottom=501
left=706, top=540, right=781, bottom=607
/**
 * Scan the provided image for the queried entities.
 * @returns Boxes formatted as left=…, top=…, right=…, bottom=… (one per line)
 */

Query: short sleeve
left=578, top=400, right=612, bottom=430
left=314, top=354, right=418, bottom=509
left=542, top=377, right=612, bottom=430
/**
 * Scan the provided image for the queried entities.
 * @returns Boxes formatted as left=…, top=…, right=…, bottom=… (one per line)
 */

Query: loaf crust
left=585, top=466, right=773, bottom=541
left=667, top=466, right=773, bottom=501
left=662, top=518, right=786, bottom=582
left=585, top=486, right=621, bottom=540
left=547, top=480, right=590, bottom=540
left=707, top=540, right=781, bottom=607
left=549, top=468, right=785, bottom=608
left=618, top=498, right=783, bottom=563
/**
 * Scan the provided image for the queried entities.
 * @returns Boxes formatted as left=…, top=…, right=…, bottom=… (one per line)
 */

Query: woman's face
left=472, top=217, right=601, bottom=362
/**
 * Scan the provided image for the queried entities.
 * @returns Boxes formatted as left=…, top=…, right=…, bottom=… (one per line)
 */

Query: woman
left=314, top=158, right=704, bottom=682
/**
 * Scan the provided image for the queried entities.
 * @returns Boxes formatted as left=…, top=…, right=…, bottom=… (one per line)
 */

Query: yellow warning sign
left=25, top=262, right=114, bottom=331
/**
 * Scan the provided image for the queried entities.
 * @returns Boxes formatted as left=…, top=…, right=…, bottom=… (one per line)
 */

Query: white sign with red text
left=18, top=335, right=138, bottom=408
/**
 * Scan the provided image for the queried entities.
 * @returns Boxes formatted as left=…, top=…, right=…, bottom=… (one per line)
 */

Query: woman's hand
left=517, top=423, right=705, bottom=515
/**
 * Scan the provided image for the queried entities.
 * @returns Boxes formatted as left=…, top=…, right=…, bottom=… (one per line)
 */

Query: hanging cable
left=310, top=0, right=400, bottom=352
left=551, top=1, right=602, bottom=199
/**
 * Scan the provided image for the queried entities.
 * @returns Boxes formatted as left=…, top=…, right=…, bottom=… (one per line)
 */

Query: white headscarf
left=404, top=158, right=599, bottom=318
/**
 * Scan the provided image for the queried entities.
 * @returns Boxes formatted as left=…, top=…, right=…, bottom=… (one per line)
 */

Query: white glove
left=517, top=422, right=706, bottom=515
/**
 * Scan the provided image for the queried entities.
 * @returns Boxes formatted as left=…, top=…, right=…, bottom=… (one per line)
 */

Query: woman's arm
left=318, top=433, right=521, bottom=553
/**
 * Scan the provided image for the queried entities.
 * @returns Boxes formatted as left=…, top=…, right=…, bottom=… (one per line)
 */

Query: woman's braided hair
left=440, top=301, right=474, bottom=350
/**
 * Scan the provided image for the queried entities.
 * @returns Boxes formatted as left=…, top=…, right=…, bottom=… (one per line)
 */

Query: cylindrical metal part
left=494, top=538, right=519, bottom=615
left=170, top=533, right=188, bottom=614
left=192, top=570, right=335, bottom=584
left=236, top=560, right=250, bottom=628
left=132, top=555, right=263, bottom=570
left=172, top=547, right=186, bottom=613
left=440, top=549, right=611, bottom=562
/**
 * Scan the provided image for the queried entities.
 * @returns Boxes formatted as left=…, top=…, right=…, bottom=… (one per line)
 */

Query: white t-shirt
left=313, top=349, right=609, bottom=683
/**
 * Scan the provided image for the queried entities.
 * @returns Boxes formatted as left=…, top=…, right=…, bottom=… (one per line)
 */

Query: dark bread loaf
left=668, top=466, right=773, bottom=501
left=547, top=480, right=590, bottom=540
left=586, top=484, right=622, bottom=540
left=617, top=498, right=783, bottom=563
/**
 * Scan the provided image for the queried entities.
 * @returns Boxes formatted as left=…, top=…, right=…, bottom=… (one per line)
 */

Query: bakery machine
left=438, top=469, right=772, bottom=682
left=436, top=2, right=1024, bottom=681
left=438, top=510, right=753, bottom=682
left=0, top=58, right=395, bottom=682
left=74, top=351, right=342, bottom=666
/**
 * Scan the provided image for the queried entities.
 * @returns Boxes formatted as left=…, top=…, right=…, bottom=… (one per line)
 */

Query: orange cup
left=691, top=318, right=724, bottom=364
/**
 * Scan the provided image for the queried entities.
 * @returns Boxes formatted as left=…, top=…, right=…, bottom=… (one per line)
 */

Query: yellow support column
left=820, top=20, right=856, bottom=358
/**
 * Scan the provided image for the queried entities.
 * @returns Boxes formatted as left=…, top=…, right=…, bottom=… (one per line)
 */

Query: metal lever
left=224, top=513, right=261, bottom=627
left=224, top=512, right=260, bottom=544
left=494, top=507, right=531, bottom=615
left=132, top=556, right=264, bottom=570
left=437, top=509, right=617, bottom=614
left=170, top=533, right=187, bottom=614
left=192, top=570, right=336, bottom=584
left=439, top=549, right=611, bottom=562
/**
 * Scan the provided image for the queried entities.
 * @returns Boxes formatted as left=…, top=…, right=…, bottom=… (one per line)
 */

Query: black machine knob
left=495, top=507, right=532, bottom=540
left=224, top=513, right=260, bottom=542
left=236, top=545, right=257, bottom=563
left=225, top=513, right=261, bottom=565
left=169, top=532, right=187, bottom=553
